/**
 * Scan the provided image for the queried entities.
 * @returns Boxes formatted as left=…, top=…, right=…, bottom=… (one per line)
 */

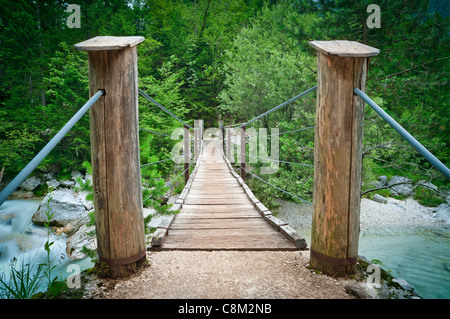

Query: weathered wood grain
left=309, top=41, right=379, bottom=276
left=82, top=37, right=146, bottom=278
left=159, top=139, right=301, bottom=251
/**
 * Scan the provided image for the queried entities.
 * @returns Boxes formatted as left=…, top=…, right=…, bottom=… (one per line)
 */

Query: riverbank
left=276, top=197, right=450, bottom=299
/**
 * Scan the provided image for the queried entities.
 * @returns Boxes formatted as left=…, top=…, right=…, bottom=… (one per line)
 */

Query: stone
left=345, top=282, right=390, bottom=299
left=378, top=175, right=388, bottom=185
left=59, top=180, right=75, bottom=188
left=393, top=278, right=415, bottom=292
left=46, top=179, right=60, bottom=189
left=66, top=224, right=97, bottom=260
left=372, top=194, right=388, bottom=204
left=71, top=170, right=84, bottom=181
left=84, top=174, right=93, bottom=184
left=388, top=175, right=414, bottom=196
left=44, top=172, right=56, bottom=180
left=435, top=203, right=450, bottom=224
left=32, top=189, right=89, bottom=227
left=417, top=180, right=438, bottom=192
left=20, top=176, right=42, bottom=191
left=370, top=180, right=383, bottom=189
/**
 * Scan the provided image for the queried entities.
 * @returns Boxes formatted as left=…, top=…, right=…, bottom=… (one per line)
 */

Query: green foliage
left=39, top=193, right=58, bottom=289
left=219, top=3, right=317, bottom=126
left=413, top=186, right=445, bottom=207
left=0, top=258, right=43, bottom=299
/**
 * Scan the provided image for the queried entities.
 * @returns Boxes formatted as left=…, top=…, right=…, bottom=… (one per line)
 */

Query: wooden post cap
left=74, top=36, right=145, bottom=51
left=309, top=40, right=379, bottom=58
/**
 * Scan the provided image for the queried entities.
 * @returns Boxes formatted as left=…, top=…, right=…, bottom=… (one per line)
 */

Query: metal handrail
left=354, top=88, right=450, bottom=180
left=0, top=89, right=105, bottom=206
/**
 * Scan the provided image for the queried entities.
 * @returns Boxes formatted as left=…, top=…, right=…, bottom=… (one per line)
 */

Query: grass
left=0, top=259, right=44, bottom=299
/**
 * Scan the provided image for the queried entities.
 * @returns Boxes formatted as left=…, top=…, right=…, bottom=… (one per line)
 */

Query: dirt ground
left=82, top=250, right=356, bottom=299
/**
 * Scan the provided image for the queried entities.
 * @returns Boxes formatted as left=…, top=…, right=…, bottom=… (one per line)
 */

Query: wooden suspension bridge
left=2, top=36, right=447, bottom=279
left=153, top=138, right=306, bottom=251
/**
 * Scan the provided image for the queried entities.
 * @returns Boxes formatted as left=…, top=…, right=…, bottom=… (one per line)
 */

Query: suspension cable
left=246, top=154, right=314, bottom=168
left=139, top=88, right=193, bottom=129
left=139, top=127, right=171, bottom=137
left=269, top=126, right=314, bottom=137
left=240, top=85, right=317, bottom=128
left=140, top=154, right=187, bottom=168
left=239, top=165, right=312, bottom=205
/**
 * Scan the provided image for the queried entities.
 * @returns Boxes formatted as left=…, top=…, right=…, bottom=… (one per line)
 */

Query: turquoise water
left=298, top=226, right=450, bottom=299
left=359, top=228, right=450, bottom=299
left=0, top=199, right=94, bottom=297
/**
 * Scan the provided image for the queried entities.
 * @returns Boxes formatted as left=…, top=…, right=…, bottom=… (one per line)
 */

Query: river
left=0, top=199, right=94, bottom=297
left=278, top=199, right=450, bottom=299
left=1, top=198, right=449, bottom=299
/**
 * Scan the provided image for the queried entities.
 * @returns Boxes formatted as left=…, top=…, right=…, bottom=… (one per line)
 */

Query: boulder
left=71, top=170, right=84, bottom=181
left=32, top=189, right=89, bottom=227
left=66, top=224, right=97, bottom=260
left=59, top=180, right=75, bottom=188
left=43, top=172, right=56, bottom=180
left=370, top=180, right=383, bottom=189
left=378, top=175, right=388, bottom=185
left=388, top=176, right=414, bottom=196
left=20, top=176, right=42, bottom=191
left=435, top=203, right=450, bottom=224
left=417, top=180, right=438, bottom=192
left=46, top=179, right=60, bottom=189
left=373, top=194, right=388, bottom=204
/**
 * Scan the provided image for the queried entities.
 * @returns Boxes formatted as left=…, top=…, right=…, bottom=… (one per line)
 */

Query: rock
left=393, top=278, right=415, bottom=292
left=388, top=175, right=414, bottom=196
left=59, top=180, right=75, bottom=188
left=417, top=180, right=438, bottom=192
left=378, top=175, right=388, bottom=185
left=71, top=170, right=84, bottom=181
left=20, top=176, right=42, bottom=191
left=32, top=189, right=89, bottom=227
left=370, top=180, right=383, bottom=189
left=84, top=174, right=93, bottom=184
left=44, top=172, right=55, bottom=180
left=373, top=194, right=388, bottom=204
left=435, top=203, right=450, bottom=224
left=66, top=224, right=97, bottom=260
left=345, top=282, right=390, bottom=299
left=46, top=179, right=60, bottom=189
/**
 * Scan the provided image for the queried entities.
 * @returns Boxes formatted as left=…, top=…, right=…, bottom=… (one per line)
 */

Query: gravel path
left=82, top=197, right=449, bottom=300
left=83, top=250, right=355, bottom=299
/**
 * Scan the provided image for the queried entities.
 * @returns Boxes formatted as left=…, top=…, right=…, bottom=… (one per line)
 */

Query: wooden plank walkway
left=159, top=139, right=302, bottom=251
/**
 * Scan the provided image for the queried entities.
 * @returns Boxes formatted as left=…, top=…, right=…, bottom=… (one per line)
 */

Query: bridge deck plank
left=160, top=140, right=297, bottom=251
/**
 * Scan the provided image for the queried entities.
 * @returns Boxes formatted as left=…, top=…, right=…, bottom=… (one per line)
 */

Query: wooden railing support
left=240, top=125, right=246, bottom=180
left=309, top=40, right=379, bottom=276
left=219, top=120, right=225, bottom=151
left=74, top=36, right=146, bottom=278
left=184, top=124, right=190, bottom=184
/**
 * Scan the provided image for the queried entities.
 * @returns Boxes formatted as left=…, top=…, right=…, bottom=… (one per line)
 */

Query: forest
left=0, top=0, right=449, bottom=211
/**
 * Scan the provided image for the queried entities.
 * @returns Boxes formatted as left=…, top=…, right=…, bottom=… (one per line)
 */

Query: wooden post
left=226, top=128, right=231, bottom=162
left=194, top=120, right=199, bottom=163
left=184, top=124, right=190, bottom=184
left=74, top=36, right=146, bottom=278
left=219, top=120, right=225, bottom=151
left=240, top=126, right=246, bottom=180
left=309, top=41, right=379, bottom=276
